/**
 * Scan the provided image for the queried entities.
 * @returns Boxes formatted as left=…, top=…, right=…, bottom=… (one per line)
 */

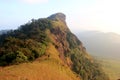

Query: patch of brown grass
left=0, top=59, right=80, bottom=80
left=0, top=44, right=80, bottom=80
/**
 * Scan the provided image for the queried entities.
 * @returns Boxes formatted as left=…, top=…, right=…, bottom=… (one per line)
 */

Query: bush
left=13, top=51, right=28, bottom=64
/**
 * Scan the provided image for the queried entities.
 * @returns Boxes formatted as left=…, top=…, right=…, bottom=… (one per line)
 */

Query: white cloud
left=21, top=0, right=48, bottom=4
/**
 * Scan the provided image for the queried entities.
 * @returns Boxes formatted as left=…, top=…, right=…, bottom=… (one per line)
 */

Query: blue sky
left=1, top=0, right=120, bottom=34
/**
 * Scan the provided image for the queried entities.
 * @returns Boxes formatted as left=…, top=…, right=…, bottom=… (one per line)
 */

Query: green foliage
left=32, top=44, right=46, bottom=58
left=66, top=32, right=81, bottom=49
left=0, top=52, right=16, bottom=66
left=13, top=51, right=28, bottom=64
left=66, top=30, right=109, bottom=80
left=0, top=18, right=50, bottom=66
left=69, top=48, right=109, bottom=80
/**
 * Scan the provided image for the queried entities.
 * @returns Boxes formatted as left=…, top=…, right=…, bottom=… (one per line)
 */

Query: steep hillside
left=0, top=13, right=109, bottom=80
left=76, top=31, right=120, bottom=58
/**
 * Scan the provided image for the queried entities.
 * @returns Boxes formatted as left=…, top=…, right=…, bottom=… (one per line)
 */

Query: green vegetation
left=66, top=31, right=109, bottom=80
left=66, top=32, right=81, bottom=49
left=71, top=52, right=109, bottom=80
left=0, top=19, right=51, bottom=66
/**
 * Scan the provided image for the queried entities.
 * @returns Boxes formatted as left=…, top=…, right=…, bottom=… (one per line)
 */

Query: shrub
left=13, top=51, right=28, bottom=64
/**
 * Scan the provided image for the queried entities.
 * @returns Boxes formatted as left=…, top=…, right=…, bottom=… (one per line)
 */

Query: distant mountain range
left=76, top=31, right=120, bottom=59
left=0, top=30, right=8, bottom=34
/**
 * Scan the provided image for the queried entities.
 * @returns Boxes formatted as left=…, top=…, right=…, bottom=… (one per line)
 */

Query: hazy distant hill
left=76, top=31, right=120, bottom=59
left=0, top=30, right=8, bottom=34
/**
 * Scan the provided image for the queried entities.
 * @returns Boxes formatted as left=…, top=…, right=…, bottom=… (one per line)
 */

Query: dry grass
left=0, top=44, right=80, bottom=80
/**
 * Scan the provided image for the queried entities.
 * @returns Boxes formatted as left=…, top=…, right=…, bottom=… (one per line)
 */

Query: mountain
left=0, top=30, right=8, bottom=34
left=76, top=31, right=120, bottom=59
left=0, top=13, right=109, bottom=80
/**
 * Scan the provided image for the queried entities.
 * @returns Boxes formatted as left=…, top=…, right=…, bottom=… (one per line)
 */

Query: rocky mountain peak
left=47, top=13, right=66, bottom=22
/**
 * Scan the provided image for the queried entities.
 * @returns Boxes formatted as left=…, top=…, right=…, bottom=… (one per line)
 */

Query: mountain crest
left=47, top=13, right=66, bottom=22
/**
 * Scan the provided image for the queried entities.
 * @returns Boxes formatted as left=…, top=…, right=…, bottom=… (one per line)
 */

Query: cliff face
left=47, top=13, right=84, bottom=65
left=0, top=13, right=109, bottom=80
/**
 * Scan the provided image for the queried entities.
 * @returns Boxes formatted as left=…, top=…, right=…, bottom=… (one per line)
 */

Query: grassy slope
left=0, top=44, right=80, bottom=80
left=98, top=58, right=120, bottom=80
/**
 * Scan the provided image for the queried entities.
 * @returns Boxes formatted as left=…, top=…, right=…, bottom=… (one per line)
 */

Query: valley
left=77, top=31, right=120, bottom=80
left=98, top=58, right=120, bottom=80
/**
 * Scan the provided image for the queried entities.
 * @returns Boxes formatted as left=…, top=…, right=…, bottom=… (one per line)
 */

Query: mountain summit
left=0, top=13, right=109, bottom=80
left=48, top=13, right=66, bottom=22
